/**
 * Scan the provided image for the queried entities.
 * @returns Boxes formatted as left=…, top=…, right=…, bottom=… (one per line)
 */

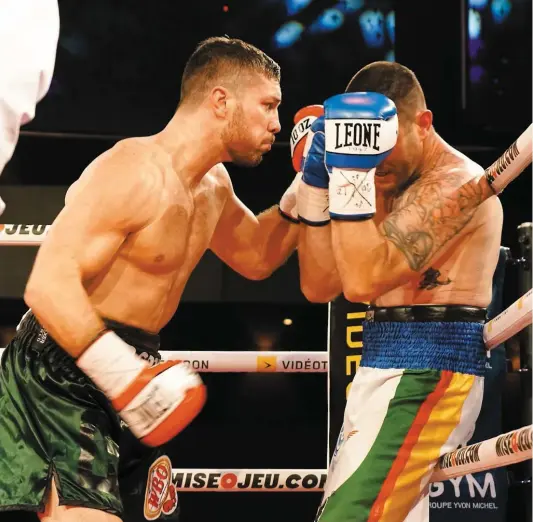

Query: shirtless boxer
left=0, top=37, right=299, bottom=521
left=295, top=61, right=503, bottom=521
left=0, top=0, right=59, bottom=214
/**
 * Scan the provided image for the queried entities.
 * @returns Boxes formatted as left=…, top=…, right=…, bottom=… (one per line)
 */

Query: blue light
left=491, top=0, right=511, bottom=23
left=285, top=0, right=313, bottom=16
left=309, top=8, right=345, bottom=34
left=469, top=65, right=486, bottom=84
left=340, top=0, right=364, bottom=13
left=386, top=11, right=395, bottom=44
left=468, top=0, right=488, bottom=8
left=273, top=21, right=304, bottom=49
left=468, top=38, right=484, bottom=59
left=359, top=10, right=385, bottom=48
left=385, top=49, right=395, bottom=62
left=468, top=8, right=482, bottom=39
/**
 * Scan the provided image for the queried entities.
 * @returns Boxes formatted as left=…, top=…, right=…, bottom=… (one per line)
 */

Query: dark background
left=0, top=0, right=531, bottom=521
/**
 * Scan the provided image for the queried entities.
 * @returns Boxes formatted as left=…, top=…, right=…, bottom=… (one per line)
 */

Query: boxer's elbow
left=342, top=276, right=397, bottom=303
left=24, top=272, right=55, bottom=311
left=339, top=255, right=400, bottom=303
left=341, top=276, right=380, bottom=304
left=244, top=269, right=272, bottom=281
left=301, top=286, right=335, bottom=303
left=343, top=286, right=375, bottom=304
left=24, top=260, right=72, bottom=311
left=300, top=278, right=340, bottom=303
left=243, top=265, right=272, bottom=281
left=24, top=281, right=48, bottom=314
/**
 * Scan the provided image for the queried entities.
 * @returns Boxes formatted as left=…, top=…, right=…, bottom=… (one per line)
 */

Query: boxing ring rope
left=0, top=123, right=531, bottom=492
left=0, top=224, right=50, bottom=245
left=0, top=266, right=530, bottom=491
left=0, top=229, right=532, bottom=490
left=0, top=269, right=530, bottom=367
left=166, top=424, right=533, bottom=491
left=0, top=287, right=530, bottom=371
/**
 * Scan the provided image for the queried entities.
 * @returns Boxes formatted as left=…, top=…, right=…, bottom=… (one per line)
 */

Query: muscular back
left=52, top=138, right=228, bottom=332
left=375, top=152, right=503, bottom=308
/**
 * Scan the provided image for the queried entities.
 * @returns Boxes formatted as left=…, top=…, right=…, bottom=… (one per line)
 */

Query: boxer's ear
left=210, top=86, right=231, bottom=119
left=416, top=110, right=433, bottom=140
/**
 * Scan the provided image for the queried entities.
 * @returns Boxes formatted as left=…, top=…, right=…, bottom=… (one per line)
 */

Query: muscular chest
left=122, top=184, right=224, bottom=273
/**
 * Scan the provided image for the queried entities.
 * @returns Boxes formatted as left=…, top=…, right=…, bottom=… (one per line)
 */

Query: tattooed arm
left=331, top=168, right=487, bottom=302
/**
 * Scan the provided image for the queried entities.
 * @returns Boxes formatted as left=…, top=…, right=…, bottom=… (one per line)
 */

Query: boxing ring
left=0, top=225, right=532, bottom=498
left=0, top=127, right=531, bottom=522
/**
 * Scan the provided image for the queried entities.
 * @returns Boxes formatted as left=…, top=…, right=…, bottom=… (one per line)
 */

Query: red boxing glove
left=290, top=104, right=324, bottom=173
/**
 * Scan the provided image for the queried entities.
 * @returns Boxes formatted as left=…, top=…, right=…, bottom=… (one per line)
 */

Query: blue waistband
left=361, top=321, right=487, bottom=376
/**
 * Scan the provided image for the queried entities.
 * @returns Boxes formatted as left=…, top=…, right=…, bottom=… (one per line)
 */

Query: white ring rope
left=485, top=123, right=533, bottom=194
left=0, top=362, right=526, bottom=491
left=483, top=288, right=532, bottom=349
left=0, top=224, right=49, bottom=245
left=0, top=131, right=531, bottom=493
left=166, top=425, right=532, bottom=491
left=156, top=350, right=328, bottom=372
left=431, top=424, right=532, bottom=482
left=1, top=289, right=529, bottom=369
left=0, top=348, right=328, bottom=372
left=0, top=123, right=529, bottom=247
left=0, top=126, right=531, bottom=247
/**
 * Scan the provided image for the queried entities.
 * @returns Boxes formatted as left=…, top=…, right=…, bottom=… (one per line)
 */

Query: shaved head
left=346, top=61, right=427, bottom=121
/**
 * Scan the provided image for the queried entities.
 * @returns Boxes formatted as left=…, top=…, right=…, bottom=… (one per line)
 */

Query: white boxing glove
left=324, top=92, right=398, bottom=220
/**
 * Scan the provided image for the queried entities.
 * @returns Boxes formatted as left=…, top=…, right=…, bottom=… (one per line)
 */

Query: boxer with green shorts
left=0, top=311, right=176, bottom=521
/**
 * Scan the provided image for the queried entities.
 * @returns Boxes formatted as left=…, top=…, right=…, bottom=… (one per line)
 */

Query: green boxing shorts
left=0, top=311, right=180, bottom=521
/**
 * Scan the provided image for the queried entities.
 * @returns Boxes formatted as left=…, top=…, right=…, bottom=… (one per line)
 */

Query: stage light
left=469, top=0, right=489, bottom=8
left=309, top=8, right=345, bottom=34
left=491, top=0, right=511, bottom=24
left=468, top=8, right=482, bottom=39
left=285, top=0, right=313, bottom=16
left=283, top=318, right=293, bottom=326
left=273, top=21, right=304, bottom=49
left=469, top=64, right=486, bottom=84
left=468, top=38, right=484, bottom=59
left=359, top=10, right=385, bottom=48
left=340, top=0, right=364, bottom=13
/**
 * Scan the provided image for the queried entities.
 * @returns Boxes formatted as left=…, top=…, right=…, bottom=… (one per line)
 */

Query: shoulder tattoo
left=382, top=168, right=483, bottom=271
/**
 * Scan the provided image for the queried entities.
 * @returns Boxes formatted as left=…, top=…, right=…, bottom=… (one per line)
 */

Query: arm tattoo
left=382, top=168, right=484, bottom=271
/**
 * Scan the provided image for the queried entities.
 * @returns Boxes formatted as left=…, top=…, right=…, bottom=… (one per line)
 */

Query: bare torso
left=374, top=150, right=503, bottom=308
left=68, top=138, right=229, bottom=333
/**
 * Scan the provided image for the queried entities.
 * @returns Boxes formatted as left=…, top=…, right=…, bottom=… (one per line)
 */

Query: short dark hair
left=180, top=36, right=280, bottom=104
left=345, top=62, right=426, bottom=119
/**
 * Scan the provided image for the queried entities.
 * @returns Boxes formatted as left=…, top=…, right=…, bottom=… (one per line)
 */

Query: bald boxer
left=296, top=62, right=503, bottom=521
left=0, top=37, right=299, bottom=521
left=0, top=0, right=59, bottom=214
